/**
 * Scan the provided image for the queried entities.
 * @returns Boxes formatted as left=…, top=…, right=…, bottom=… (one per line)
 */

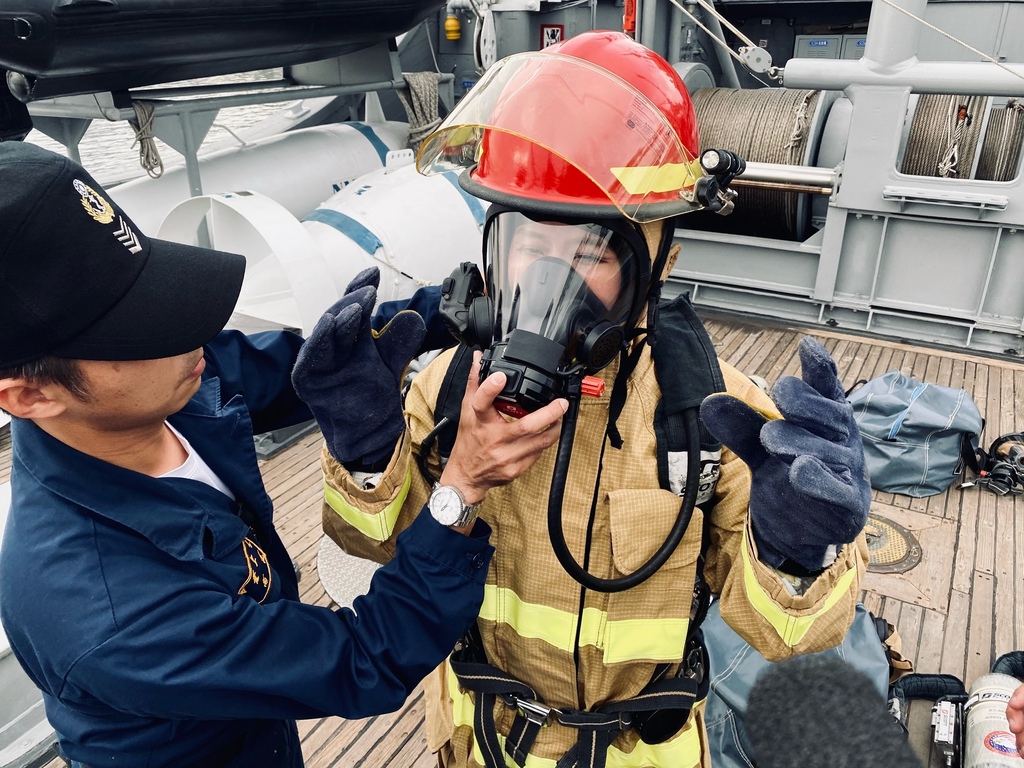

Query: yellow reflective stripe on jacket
left=321, top=468, right=411, bottom=542
left=448, top=666, right=701, bottom=768
left=480, top=585, right=689, bottom=663
left=740, top=532, right=858, bottom=647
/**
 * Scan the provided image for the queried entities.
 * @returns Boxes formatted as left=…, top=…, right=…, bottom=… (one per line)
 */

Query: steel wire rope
left=976, top=99, right=1024, bottom=181
left=901, top=94, right=987, bottom=178
left=691, top=87, right=820, bottom=238
left=396, top=71, right=443, bottom=150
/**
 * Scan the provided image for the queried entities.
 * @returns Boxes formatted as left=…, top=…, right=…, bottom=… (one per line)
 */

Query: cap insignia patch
left=73, top=179, right=115, bottom=225
left=114, top=216, right=142, bottom=254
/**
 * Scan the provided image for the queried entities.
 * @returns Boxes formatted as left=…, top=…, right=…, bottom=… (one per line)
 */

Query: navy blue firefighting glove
left=291, top=267, right=425, bottom=467
left=699, top=336, right=871, bottom=573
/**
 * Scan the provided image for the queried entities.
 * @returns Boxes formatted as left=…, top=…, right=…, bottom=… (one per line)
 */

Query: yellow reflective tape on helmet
left=321, top=469, right=411, bottom=542
left=740, top=530, right=858, bottom=647
left=610, top=158, right=703, bottom=195
left=448, top=666, right=701, bottom=767
left=480, top=585, right=688, bottom=663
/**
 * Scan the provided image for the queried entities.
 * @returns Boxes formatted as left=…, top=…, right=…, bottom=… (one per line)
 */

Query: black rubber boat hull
left=0, top=0, right=444, bottom=100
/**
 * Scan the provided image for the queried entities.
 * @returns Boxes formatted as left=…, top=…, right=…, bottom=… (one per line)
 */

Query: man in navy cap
left=0, top=141, right=565, bottom=768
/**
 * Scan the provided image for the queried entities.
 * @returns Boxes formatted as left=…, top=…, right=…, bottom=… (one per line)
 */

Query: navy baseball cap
left=0, top=141, right=246, bottom=367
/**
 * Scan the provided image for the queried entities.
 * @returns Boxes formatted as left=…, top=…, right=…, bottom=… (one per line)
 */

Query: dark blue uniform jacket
left=0, top=330, right=492, bottom=768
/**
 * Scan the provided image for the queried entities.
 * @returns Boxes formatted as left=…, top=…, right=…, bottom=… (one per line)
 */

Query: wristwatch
left=428, top=483, right=481, bottom=528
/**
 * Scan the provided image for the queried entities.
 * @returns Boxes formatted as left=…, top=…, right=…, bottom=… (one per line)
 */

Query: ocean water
left=26, top=69, right=287, bottom=185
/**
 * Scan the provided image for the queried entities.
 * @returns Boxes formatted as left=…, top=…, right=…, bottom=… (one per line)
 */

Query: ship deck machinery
left=5, top=0, right=1024, bottom=360
left=432, top=0, right=1024, bottom=358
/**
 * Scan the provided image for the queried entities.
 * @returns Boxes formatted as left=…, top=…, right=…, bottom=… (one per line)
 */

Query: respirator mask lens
left=479, top=211, right=644, bottom=416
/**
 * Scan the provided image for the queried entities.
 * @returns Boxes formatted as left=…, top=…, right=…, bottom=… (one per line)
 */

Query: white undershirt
left=159, top=422, right=235, bottom=500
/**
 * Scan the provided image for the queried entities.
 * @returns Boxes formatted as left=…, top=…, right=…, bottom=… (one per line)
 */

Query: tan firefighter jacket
left=320, top=343, right=869, bottom=768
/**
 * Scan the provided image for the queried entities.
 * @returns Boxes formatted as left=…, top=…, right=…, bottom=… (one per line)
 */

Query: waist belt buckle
left=516, top=697, right=559, bottom=726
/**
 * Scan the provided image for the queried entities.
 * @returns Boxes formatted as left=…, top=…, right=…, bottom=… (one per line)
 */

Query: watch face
left=430, top=486, right=464, bottom=526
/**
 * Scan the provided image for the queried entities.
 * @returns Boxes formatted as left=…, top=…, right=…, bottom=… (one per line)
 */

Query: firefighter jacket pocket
left=608, top=488, right=703, bottom=576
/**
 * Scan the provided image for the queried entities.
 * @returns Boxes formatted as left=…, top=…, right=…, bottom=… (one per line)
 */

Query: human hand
left=291, top=267, right=425, bottom=465
left=439, top=352, right=567, bottom=505
left=699, top=336, right=871, bottom=572
left=1008, top=683, right=1024, bottom=757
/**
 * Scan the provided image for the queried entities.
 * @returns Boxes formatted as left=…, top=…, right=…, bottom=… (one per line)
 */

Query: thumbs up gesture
left=700, top=337, right=871, bottom=573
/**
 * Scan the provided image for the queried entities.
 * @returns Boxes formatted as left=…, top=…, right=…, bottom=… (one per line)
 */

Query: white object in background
left=158, top=192, right=337, bottom=337
left=303, top=161, right=488, bottom=304
left=159, top=160, right=487, bottom=335
left=111, top=121, right=410, bottom=236
left=317, top=536, right=380, bottom=611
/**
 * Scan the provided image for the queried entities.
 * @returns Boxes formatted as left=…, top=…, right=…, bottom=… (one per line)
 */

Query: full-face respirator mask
left=439, top=206, right=650, bottom=417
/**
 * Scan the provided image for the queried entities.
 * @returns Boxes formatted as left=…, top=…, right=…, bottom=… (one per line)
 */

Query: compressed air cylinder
left=963, top=673, right=1024, bottom=767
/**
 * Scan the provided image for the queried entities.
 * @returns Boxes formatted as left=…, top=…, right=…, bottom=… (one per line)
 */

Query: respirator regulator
left=439, top=207, right=649, bottom=417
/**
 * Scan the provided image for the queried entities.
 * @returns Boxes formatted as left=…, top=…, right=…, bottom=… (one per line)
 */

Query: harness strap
left=450, top=648, right=702, bottom=768
left=449, top=655, right=544, bottom=767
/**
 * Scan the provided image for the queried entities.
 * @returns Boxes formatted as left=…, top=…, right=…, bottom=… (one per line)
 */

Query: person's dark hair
left=0, top=356, right=89, bottom=414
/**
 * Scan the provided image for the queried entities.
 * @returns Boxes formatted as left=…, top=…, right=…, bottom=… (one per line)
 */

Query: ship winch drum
left=690, top=87, right=835, bottom=241
left=901, top=94, right=1024, bottom=182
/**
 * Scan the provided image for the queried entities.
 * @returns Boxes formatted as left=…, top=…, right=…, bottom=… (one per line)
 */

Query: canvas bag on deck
left=847, top=370, right=983, bottom=497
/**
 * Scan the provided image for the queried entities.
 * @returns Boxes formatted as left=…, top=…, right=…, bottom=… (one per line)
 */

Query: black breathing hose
left=546, top=375, right=702, bottom=593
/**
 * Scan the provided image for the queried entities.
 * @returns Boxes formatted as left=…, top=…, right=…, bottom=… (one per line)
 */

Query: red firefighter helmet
left=416, top=30, right=704, bottom=223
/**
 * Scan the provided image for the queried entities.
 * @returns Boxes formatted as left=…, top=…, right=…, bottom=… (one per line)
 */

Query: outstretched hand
left=699, top=336, right=870, bottom=572
left=292, top=267, right=425, bottom=466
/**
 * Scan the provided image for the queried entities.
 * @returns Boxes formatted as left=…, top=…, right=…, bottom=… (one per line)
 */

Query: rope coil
left=395, top=72, right=442, bottom=151
left=129, top=100, right=164, bottom=179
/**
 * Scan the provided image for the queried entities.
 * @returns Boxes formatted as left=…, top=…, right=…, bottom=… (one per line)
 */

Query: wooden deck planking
left=11, top=310, right=1024, bottom=768
left=1, top=425, right=10, bottom=484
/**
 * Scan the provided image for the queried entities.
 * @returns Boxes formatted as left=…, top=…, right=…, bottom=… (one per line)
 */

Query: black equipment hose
left=546, top=374, right=702, bottom=592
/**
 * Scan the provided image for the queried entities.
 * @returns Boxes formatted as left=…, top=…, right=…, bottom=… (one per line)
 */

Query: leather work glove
left=699, top=336, right=871, bottom=573
left=372, top=284, right=453, bottom=356
left=291, top=267, right=426, bottom=467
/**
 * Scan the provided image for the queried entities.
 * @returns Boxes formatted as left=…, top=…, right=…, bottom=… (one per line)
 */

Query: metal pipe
left=640, top=0, right=659, bottom=52
left=133, top=79, right=295, bottom=99
left=28, top=78, right=411, bottom=121
left=781, top=59, right=1024, bottom=96
left=860, top=0, right=926, bottom=71
left=739, top=160, right=838, bottom=187
left=732, top=179, right=833, bottom=195
left=701, top=0, right=740, bottom=88
left=669, top=4, right=683, bottom=64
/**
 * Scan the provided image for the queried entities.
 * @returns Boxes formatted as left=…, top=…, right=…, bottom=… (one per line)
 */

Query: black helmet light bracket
left=694, top=148, right=745, bottom=216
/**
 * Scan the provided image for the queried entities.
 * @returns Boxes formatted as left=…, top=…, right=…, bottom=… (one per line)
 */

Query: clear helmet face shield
left=415, top=52, right=705, bottom=223
left=476, top=209, right=650, bottom=416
